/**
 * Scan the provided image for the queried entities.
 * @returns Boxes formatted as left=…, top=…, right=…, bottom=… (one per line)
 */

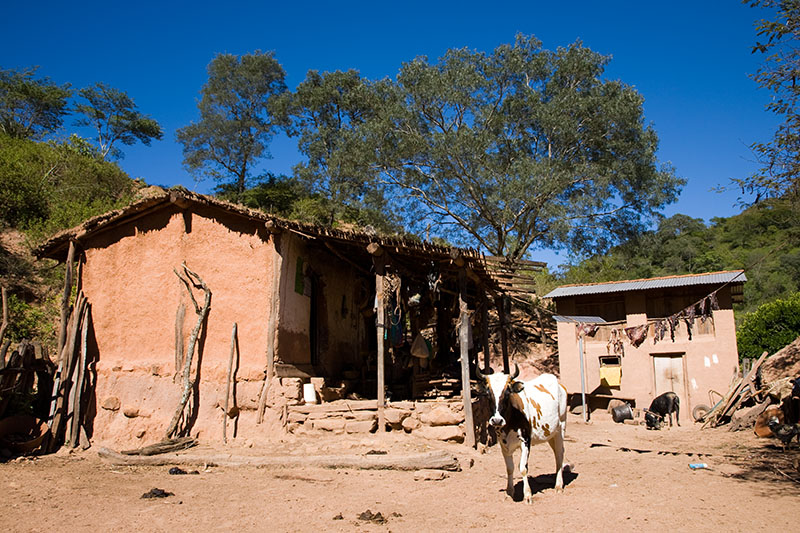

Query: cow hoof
left=555, top=486, right=564, bottom=493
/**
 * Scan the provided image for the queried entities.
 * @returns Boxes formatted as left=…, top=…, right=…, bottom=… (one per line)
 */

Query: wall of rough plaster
left=79, top=204, right=277, bottom=446
left=556, top=286, right=740, bottom=414
left=275, top=233, right=365, bottom=378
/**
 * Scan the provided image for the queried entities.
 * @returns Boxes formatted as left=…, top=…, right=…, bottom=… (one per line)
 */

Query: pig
left=644, top=392, right=680, bottom=429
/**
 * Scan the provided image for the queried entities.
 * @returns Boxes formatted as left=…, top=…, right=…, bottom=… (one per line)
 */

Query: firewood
left=69, top=304, right=90, bottom=447
left=49, top=293, right=86, bottom=451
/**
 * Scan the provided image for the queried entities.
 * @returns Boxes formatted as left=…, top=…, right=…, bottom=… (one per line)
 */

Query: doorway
left=651, top=353, right=689, bottom=413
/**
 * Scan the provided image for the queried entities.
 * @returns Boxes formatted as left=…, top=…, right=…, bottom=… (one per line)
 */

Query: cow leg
left=519, top=437, right=533, bottom=504
left=500, top=438, right=515, bottom=497
left=675, top=404, right=680, bottom=426
left=549, top=430, right=565, bottom=493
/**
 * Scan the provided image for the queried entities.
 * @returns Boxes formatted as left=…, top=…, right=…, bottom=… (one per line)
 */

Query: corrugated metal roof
left=544, top=270, right=746, bottom=299
left=553, top=315, right=607, bottom=323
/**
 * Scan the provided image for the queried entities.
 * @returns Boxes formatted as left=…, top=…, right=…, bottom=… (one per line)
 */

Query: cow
left=477, top=364, right=568, bottom=504
left=644, top=392, right=680, bottom=429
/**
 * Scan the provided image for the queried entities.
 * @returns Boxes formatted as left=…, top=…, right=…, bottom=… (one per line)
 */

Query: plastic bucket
left=611, top=403, right=633, bottom=423
left=303, top=383, right=318, bottom=404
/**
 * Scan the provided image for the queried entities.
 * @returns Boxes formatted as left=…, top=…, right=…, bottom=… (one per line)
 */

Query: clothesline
left=575, top=272, right=746, bottom=353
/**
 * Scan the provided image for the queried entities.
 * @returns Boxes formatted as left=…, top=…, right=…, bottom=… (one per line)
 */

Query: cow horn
left=510, top=364, right=519, bottom=380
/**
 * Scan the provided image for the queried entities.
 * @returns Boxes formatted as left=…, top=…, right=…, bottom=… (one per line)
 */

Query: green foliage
left=0, top=133, right=135, bottom=238
left=214, top=174, right=399, bottom=233
left=0, top=67, right=71, bottom=139
left=74, top=82, right=163, bottom=160
left=294, top=35, right=683, bottom=260
left=737, top=291, right=800, bottom=359
left=547, top=197, right=800, bottom=314
left=177, top=51, right=287, bottom=194
left=272, top=70, right=393, bottom=226
left=5, top=292, right=57, bottom=344
left=739, top=1, right=800, bottom=203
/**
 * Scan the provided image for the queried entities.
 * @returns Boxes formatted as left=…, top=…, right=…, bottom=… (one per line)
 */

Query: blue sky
left=1, top=1, right=778, bottom=266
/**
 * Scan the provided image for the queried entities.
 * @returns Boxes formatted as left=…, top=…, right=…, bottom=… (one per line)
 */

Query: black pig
left=644, top=392, right=680, bottom=429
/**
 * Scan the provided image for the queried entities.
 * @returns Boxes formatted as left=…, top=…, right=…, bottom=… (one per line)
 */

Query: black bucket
left=611, top=403, right=633, bottom=423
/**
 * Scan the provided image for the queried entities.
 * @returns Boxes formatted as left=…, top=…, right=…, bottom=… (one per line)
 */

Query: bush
left=0, top=133, right=134, bottom=238
left=5, top=292, right=57, bottom=345
left=737, top=292, right=800, bottom=360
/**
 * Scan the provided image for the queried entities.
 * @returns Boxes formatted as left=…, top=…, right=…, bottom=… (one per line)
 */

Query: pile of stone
left=286, top=399, right=466, bottom=442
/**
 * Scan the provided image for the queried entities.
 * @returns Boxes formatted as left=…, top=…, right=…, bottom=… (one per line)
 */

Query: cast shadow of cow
left=504, top=470, right=579, bottom=502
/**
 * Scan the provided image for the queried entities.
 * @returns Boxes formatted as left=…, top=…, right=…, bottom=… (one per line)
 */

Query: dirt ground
left=2, top=411, right=799, bottom=533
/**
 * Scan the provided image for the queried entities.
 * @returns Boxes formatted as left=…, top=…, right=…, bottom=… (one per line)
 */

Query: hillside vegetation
left=0, top=133, right=137, bottom=345
left=539, top=198, right=800, bottom=315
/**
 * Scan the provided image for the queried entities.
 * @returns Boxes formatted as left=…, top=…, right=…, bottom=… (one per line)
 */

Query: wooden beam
left=265, top=219, right=282, bottom=234
left=481, top=293, right=491, bottom=373
left=169, top=190, right=191, bottom=209
left=496, top=295, right=510, bottom=374
left=459, top=269, right=476, bottom=448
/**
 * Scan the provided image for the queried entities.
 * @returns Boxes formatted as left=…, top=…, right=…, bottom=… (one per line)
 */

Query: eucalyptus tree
left=271, top=69, right=395, bottom=227
left=372, top=35, right=683, bottom=260
left=177, top=51, right=286, bottom=197
left=74, top=82, right=163, bottom=160
left=0, top=67, right=71, bottom=139
left=742, top=0, right=800, bottom=203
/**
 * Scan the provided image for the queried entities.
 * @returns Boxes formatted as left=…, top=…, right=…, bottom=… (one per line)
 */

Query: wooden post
left=535, top=303, right=549, bottom=350
left=369, top=242, right=386, bottom=432
left=57, top=241, right=76, bottom=357
left=496, top=295, right=510, bottom=374
left=258, top=227, right=283, bottom=424
left=480, top=293, right=491, bottom=373
left=376, top=267, right=386, bottom=432
left=459, top=269, right=476, bottom=448
left=223, top=323, right=238, bottom=443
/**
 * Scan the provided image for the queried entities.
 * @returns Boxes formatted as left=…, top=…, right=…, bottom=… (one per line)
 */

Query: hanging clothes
left=577, top=323, right=600, bottom=337
left=668, top=315, right=680, bottom=342
left=624, top=324, right=648, bottom=348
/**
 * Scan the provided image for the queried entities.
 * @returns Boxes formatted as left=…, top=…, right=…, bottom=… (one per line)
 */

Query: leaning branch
left=165, top=263, right=211, bottom=439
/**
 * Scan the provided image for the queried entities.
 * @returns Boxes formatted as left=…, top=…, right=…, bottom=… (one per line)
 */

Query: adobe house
left=35, top=188, right=533, bottom=448
left=544, top=271, right=746, bottom=417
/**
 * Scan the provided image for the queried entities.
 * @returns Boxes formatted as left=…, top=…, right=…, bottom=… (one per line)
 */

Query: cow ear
left=511, top=380, right=525, bottom=393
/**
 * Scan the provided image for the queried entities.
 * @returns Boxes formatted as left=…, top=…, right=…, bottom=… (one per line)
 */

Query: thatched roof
left=35, top=187, right=543, bottom=295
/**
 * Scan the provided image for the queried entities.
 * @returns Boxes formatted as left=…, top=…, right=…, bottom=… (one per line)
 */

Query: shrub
left=737, top=291, right=800, bottom=360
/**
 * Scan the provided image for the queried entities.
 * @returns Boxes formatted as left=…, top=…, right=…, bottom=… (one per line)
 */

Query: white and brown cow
left=478, top=365, right=568, bottom=503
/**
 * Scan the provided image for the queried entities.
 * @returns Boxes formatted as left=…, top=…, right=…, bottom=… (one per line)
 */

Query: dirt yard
left=2, top=411, right=798, bottom=532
